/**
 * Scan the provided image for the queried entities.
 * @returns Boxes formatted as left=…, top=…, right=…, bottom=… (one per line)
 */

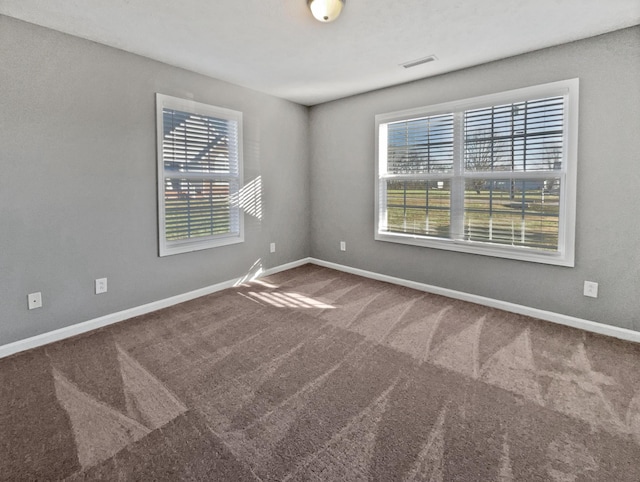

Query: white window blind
left=375, top=79, right=578, bottom=266
left=387, top=114, right=454, bottom=174
left=156, top=94, right=243, bottom=256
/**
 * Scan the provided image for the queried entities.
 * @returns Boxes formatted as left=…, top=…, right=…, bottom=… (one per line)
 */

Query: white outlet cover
left=340, top=241, right=346, bottom=251
left=95, top=278, right=108, bottom=294
left=270, top=242, right=276, bottom=253
left=28, top=292, right=42, bottom=310
left=583, top=281, right=598, bottom=298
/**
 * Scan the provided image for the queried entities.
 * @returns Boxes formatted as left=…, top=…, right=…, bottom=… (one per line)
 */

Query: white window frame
left=156, top=94, right=244, bottom=256
left=375, top=79, right=579, bottom=267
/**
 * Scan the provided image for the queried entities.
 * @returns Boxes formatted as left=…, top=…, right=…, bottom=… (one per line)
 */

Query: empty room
left=1, top=1, right=640, bottom=480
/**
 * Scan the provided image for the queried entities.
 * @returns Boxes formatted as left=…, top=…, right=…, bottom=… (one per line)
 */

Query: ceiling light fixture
left=308, top=0, right=345, bottom=22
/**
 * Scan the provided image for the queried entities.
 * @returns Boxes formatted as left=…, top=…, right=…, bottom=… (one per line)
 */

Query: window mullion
left=450, top=111, right=465, bottom=240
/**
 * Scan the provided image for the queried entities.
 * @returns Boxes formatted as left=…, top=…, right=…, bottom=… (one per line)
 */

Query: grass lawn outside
left=386, top=181, right=560, bottom=250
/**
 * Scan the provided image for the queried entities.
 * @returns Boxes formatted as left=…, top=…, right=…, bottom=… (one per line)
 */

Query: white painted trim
left=0, top=257, right=311, bottom=359
left=2, top=255, right=637, bottom=359
left=263, top=257, right=313, bottom=276
left=307, top=258, right=640, bottom=344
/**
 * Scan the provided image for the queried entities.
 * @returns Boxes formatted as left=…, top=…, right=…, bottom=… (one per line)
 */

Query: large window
left=156, top=94, right=243, bottom=256
left=375, top=79, right=578, bottom=266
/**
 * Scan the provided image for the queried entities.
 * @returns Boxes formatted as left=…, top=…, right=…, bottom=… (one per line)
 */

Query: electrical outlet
left=270, top=242, right=276, bottom=253
left=95, top=278, right=108, bottom=294
left=583, top=281, right=598, bottom=298
left=28, top=292, right=42, bottom=310
left=340, top=241, right=346, bottom=251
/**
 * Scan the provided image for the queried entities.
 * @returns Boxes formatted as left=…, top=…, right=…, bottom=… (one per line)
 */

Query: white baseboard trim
left=2, top=255, right=637, bottom=359
left=307, top=258, right=640, bottom=344
left=0, top=257, right=312, bottom=360
left=258, top=257, right=313, bottom=278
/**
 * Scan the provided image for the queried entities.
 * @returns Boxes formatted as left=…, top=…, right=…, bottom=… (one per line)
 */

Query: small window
left=156, top=94, right=243, bottom=256
left=375, top=79, right=578, bottom=266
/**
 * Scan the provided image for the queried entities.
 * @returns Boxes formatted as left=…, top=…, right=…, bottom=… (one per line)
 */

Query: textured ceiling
left=1, top=0, right=639, bottom=105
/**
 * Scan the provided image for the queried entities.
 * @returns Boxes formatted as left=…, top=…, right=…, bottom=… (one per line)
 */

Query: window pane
left=464, top=97, right=564, bottom=173
left=387, top=114, right=454, bottom=174
left=157, top=95, right=244, bottom=256
left=385, top=180, right=450, bottom=237
left=164, top=179, right=239, bottom=241
left=464, top=179, right=560, bottom=250
left=163, top=109, right=238, bottom=175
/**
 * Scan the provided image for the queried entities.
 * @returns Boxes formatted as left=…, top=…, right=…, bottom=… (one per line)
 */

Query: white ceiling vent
left=401, top=55, right=438, bottom=69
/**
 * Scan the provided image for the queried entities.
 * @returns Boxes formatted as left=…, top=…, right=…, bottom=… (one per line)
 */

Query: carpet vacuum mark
left=1, top=264, right=640, bottom=480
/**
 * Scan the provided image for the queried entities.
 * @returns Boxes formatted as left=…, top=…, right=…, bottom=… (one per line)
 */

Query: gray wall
left=309, top=27, right=640, bottom=331
left=2, top=15, right=638, bottom=347
left=0, top=16, right=310, bottom=344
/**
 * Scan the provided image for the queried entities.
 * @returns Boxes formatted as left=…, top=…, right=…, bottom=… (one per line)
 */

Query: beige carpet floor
left=2, top=264, right=640, bottom=480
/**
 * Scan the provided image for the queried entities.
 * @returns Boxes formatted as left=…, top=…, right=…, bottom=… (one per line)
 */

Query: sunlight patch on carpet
left=246, top=291, right=335, bottom=309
